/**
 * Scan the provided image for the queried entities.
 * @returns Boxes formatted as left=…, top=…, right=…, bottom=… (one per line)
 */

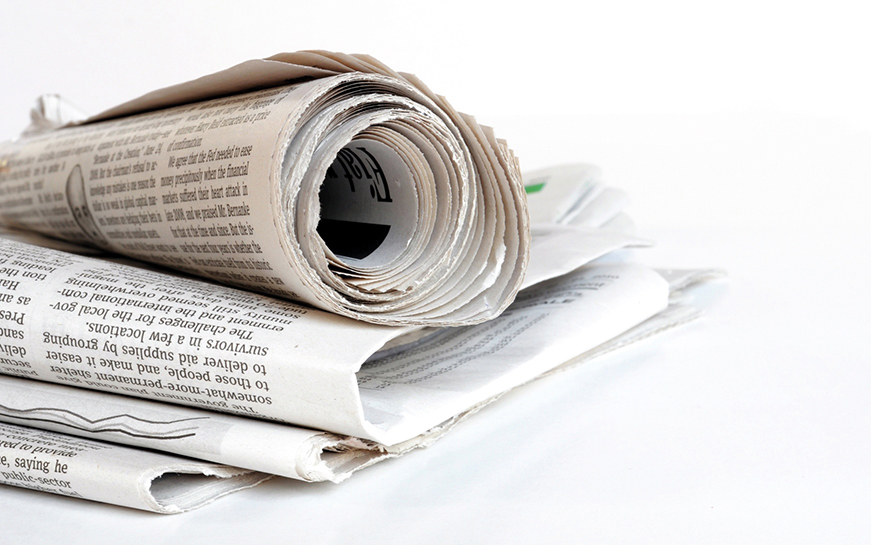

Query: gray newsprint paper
left=0, top=421, right=270, bottom=513
left=0, top=216, right=657, bottom=444
left=0, top=51, right=717, bottom=512
left=0, top=51, right=530, bottom=327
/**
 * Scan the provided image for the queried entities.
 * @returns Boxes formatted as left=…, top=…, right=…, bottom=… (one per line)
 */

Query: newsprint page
left=0, top=51, right=717, bottom=513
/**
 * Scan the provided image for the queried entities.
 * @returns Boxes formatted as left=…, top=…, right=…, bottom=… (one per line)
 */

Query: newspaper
left=0, top=174, right=714, bottom=512
left=0, top=158, right=686, bottom=512
left=0, top=51, right=530, bottom=327
left=0, top=215, right=653, bottom=444
left=0, top=421, right=270, bottom=513
left=0, top=263, right=715, bottom=513
left=0, top=52, right=716, bottom=513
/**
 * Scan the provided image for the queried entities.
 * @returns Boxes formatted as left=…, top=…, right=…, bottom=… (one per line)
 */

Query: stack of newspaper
left=0, top=52, right=715, bottom=513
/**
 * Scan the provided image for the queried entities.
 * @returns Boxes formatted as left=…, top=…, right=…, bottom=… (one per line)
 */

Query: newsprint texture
left=0, top=52, right=718, bottom=513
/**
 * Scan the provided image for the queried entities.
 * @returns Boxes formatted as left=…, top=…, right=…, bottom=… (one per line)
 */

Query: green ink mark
left=524, top=182, right=546, bottom=194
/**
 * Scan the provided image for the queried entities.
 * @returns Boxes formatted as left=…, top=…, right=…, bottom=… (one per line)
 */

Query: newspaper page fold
left=0, top=267, right=718, bottom=491
left=0, top=421, right=269, bottom=513
left=0, top=233, right=664, bottom=445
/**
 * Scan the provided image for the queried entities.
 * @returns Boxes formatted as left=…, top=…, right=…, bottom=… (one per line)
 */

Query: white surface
left=2, top=1, right=870, bottom=542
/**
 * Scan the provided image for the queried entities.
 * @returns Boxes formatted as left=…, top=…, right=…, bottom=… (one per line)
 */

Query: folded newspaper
left=0, top=52, right=717, bottom=513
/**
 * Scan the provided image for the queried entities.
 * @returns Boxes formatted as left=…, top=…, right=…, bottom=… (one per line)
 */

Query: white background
left=2, top=1, right=870, bottom=543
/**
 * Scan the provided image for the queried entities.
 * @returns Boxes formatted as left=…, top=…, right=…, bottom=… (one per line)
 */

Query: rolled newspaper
left=0, top=51, right=529, bottom=326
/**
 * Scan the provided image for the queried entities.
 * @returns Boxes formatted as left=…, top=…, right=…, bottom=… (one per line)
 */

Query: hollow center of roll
left=317, top=139, right=417, bottom=268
